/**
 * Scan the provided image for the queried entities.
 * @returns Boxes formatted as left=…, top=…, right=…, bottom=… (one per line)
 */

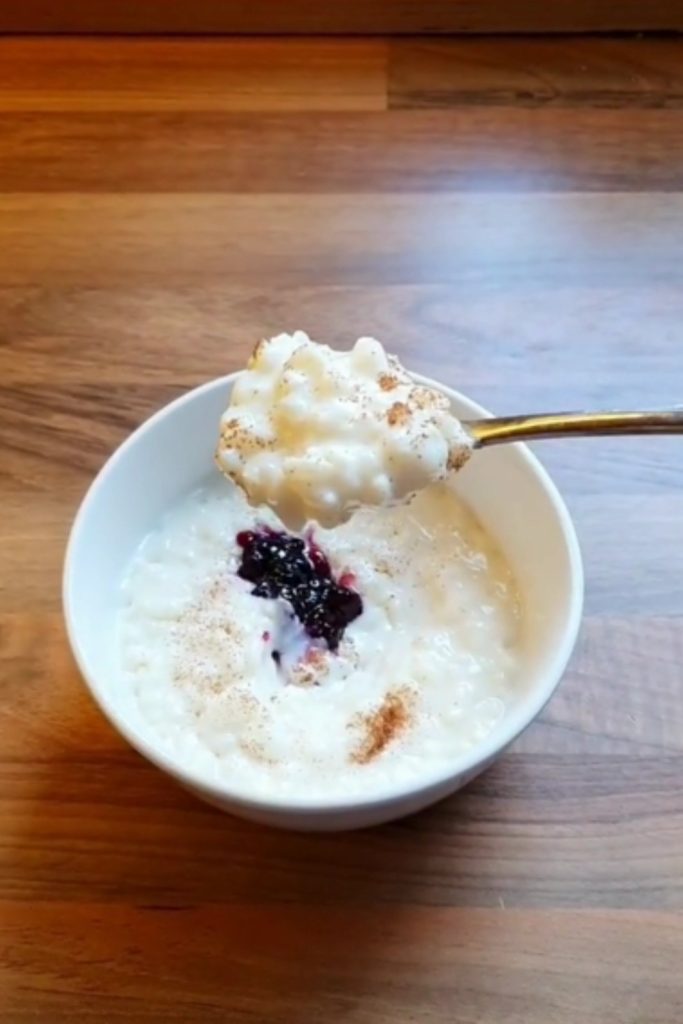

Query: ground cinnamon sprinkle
left=447, top=445, right=471, bottom=471
left=351, top=689, right=412, bottom=764
left=378, top=373, right=399, bottom=392
left=387, top=401, right=411, bottom=426
left=290, top=647, right=327, bottom=687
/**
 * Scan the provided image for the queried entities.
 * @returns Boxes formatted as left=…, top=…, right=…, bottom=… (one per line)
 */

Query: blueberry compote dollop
left=236, top=529, right=362, bottom=651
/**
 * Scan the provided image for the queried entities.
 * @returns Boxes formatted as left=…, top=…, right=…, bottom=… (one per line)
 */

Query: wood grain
left=390, top=36, right=683, bottom=108
left=5, top=108, right=683, bottom=192
left=1, top=36, right=682, bottom=1024
left=0, top=38, right=387, bottom=112
left=2, top=0, right=683, bottom=34
left=2, top=904, right=680, bottom=1024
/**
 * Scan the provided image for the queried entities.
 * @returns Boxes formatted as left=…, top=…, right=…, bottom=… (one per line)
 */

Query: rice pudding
left=216, top=331, right=473, bottom=529
left=118, top=477, right=522, bottom=801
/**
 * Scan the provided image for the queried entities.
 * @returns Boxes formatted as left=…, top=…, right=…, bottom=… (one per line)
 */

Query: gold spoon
left=464, top=408, right=683, bottom=449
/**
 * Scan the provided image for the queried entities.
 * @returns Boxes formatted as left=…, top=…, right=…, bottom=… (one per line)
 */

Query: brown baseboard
left=2, top=0, right=683, bottom=35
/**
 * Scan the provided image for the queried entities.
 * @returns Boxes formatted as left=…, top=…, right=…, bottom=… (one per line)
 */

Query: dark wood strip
left=1, top=194, right=683, bottom=289
left=2, top=108, right=683, bottom=192
left=389, top=37, right=683, bottom=110
left=2, top=0, right=683, bottom=33
left=0, top=751, right=681, bottom=909
left=2, top=282, right=681, bottom=406
left=2, top=905, right=681, bottom=1024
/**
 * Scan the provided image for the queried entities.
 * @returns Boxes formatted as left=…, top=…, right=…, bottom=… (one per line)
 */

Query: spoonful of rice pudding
left=216, top=331, right=473, bottom=529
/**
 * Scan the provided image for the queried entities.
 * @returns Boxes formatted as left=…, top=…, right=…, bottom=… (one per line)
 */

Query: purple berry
left=236, top=530, right=362, bottom=651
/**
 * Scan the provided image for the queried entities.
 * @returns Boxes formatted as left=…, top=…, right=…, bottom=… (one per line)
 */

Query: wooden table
left=1, top=36, right=682, bottom=1023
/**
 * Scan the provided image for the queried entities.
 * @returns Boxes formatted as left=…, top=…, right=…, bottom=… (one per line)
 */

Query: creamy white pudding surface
left=216, top=331, right=473, bottom=528
left=118, top=478, right=522, bottom=801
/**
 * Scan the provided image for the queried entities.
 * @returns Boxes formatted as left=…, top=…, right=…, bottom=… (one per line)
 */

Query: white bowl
left=63, top=373, right=583, bottom=831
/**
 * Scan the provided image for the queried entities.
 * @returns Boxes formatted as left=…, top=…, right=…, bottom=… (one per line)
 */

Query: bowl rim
left=63, top=371, right=584, bottom=815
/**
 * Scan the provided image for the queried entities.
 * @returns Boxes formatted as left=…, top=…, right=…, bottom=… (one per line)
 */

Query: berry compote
left=236, top=529, right=362, bottom=651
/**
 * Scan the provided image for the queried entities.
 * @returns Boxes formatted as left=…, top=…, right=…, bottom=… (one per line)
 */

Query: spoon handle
left=464, top=409, right=683, bottom=448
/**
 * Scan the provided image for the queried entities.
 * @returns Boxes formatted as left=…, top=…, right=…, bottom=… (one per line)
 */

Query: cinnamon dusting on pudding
left=290, top=647, right=328, bottom=687
left=447, top=445, right=472, bottom=472
left=119, top=478, right=521, bottom=801
left=351, top=688, right=413, bottom=764
left=387, top=402, right=411, bottom=427
left=215, top=332, right=474, bottom=528
left=378, top=373, right=399, bottom=392
left=239, top=738, right=276, bottom=766
left=411, top=387, right=440, bottom=411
